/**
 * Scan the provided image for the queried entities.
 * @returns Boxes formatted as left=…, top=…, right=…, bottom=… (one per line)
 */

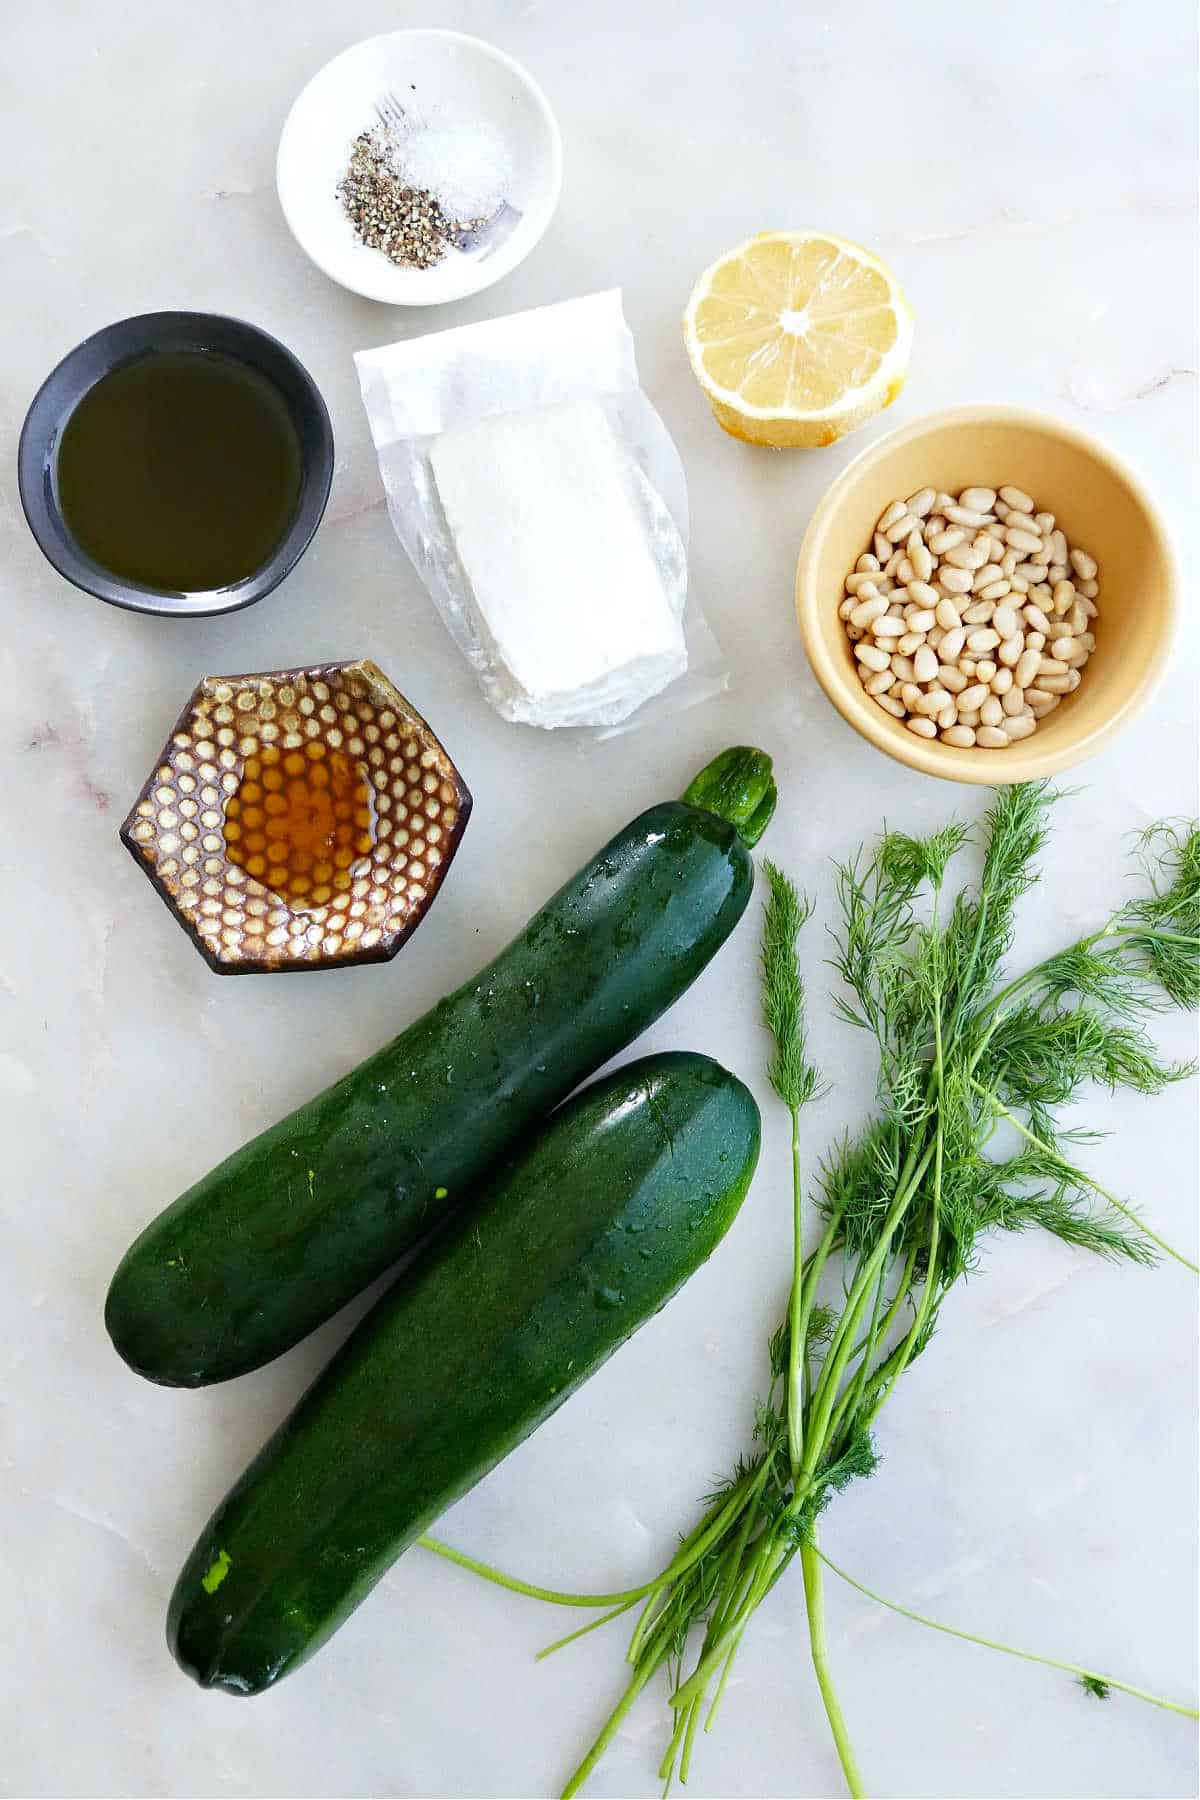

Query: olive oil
left=56, top=350, right=302, bottom=592
left=223, top=743, right=374, bottom=909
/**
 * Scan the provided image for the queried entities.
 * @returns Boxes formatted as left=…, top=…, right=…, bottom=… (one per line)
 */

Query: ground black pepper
left=336, top=128, right=483, bottom=270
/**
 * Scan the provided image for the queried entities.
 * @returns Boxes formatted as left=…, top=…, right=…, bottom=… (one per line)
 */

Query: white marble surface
left=1, top=3, right=1197, bottom=1797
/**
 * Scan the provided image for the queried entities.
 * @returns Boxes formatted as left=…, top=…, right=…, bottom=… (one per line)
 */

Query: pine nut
left=906, top=487, right=936, bottom=518
left=966, top=628, right=1000, bottom=654
left=891, top=655, right=916, bottom=681
left=1070, top=547, right=1098, bottom=581
left=1051, top=579, right=1075, bottom=614
left=998, top=485, right=1034, bottom=513
left=975, top=659, right=998, bottom=682
left=956, top=710, right=980, bottom=730
left=1026, top=689, right=1058, bottom=715
left=1003, top=715, right=1036, bottom=741
left=1057, top=638, right=1088, bottom=665
left=907, top=580, right=939, bottom=608
left=992, top=603, right=1021, bottom=639
left=1038, top=657, right=1069, bottom=676
left=1026, top=630, right=1046, bottom=651
left=839, top=597, right=856, bottom=620
left=1065, top=668, right=1082, bottom=691
left=885, top=512, right=919, bottom=543
left=1079, top=596, right=1098, bottom=617
left=1069, top=601, right=1089, bottom=634
left=874, top=532, right=891, bottom=562
left=1046, top=620, right=1074, bottom=641
left=906, top=716, right=937, bottom=738
left=910, top=538, right=934, bottom=582
left=872, top=615, right=908, bottom=638
left=1022, top=603, right=1051, bottom=634
left=865, top=669, right=896, bottom=694
left=977, top=727, right=1009, bottom=747
left=917, top=686, right=950, bottom=717
left=997, top=634, right=1025, bottom=668
left=856, top=552, right=881, bottom=573
left=905, top=609, right=937, bottom=633
left=944, top=542, right=990, bottom=571
left=855, top=642, right=891, bottom=672
left=972, top=564, right=1006, bottom=591
left=934, top=598, right=961, bottom=631
left=1013, top=563, right=1045, bottom=585
left=939, top=665, right=968, bottom=693
left=845, top=571, right=881, bottom=595
left=937, top=566, right=973, bottom=595
left=1015, top=647, right=1041, bottom=688
left=942, top=725, right=977, bottom=747
left=1049, top=529, right=1068, bottom=565
left=927, top=527, right=966, bottom=555
left=961, top=600, right=995, bottom=625
left=897, top=630, right=926, bottom=656
left=846, top=625, right=864, bottom=641
left=1002, top=685, right=1026, bottom=716
left=1034, top=673, right=1072, bottom=694
left=944, top=505, right=993, bottom=528
left=1033, top=511, right=1053, bottom=535
left=884, top=550, right=904, bottom=578
left=978, top=579, right=1012, bottom=602
left=959, top=658, right=977, bottom=678
left=928, top=626, right=946, bottom=651
left=959, top=487, right=997, bottom=513
left=958, top=682, right=990, bottom=712
left=1078, top=631, right=1096, bottom=652
left=1005, top=527, right=1042, bottom=555
left=899, top=682, right=923, bottom=709
left=896, top=558, right=915, bottom=584
left=1047, top=563, right=1068, bottom=585
left=991, top=666, right=1014, bottom=694
left=980, top=696, right=1004, bottom=727
left=878, top=500, right=907, bottom=532
left=913, top=645, right=939, bottom=682
left=875, top=691, right=907, bottom=718
left=934, top=492, right=958, bottom=513
left=939, top=626, right=966, bottom=661
left=850, top=594, right=889, bottom=628
left=993, top=500, right=1011, bottom=522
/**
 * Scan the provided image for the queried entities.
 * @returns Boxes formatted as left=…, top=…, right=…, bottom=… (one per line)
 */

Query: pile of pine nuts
left=841, top=486, right=1099, bottom=747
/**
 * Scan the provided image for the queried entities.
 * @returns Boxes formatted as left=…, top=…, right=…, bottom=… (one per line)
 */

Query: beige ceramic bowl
left=795, top=406, right=1177, bottom=783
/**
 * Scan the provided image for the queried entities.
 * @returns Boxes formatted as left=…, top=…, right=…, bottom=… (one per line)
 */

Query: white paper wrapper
left=354, top=290, right=728, bottom=733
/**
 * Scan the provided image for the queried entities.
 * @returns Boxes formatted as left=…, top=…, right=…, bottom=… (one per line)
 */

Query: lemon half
left=683, top=231, right=914, bottom=448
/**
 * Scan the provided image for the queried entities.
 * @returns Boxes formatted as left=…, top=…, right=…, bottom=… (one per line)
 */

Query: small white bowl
left=277, top=29, right=563, bottom=307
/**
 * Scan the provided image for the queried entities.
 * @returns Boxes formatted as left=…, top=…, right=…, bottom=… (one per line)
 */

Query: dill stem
left=537, top=1598, right=641, bottom=1660
left=787, top=1103, right=806, bottom=1475
left=801, top=1137, right=936, bottom=1484
left=801, top=1534, right=866, bottom=1798
left=418, top=1536, right=650, bottom=1607
left=970, top=1079, right=1200, bottom=1273
left=817, top=1549, right=1200, bottom=1721
left=560, top=1657, right=659, bottom=1800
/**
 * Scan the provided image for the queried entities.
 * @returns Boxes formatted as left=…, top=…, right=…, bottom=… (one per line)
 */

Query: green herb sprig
left=423, top=788, right=1199, bottom=1796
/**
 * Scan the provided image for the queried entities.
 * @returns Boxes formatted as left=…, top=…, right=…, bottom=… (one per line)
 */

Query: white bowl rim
left=795, top=402, right=1179, bottom=786
left=276, top=27, right=564, bottom=307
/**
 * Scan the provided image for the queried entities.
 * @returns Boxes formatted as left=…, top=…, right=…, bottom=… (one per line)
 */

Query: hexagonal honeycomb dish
left=120, top=660, right=471, bottom=974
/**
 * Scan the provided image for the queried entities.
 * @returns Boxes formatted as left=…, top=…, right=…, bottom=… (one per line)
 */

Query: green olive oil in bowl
left=56, top=350, right=303, bottom=594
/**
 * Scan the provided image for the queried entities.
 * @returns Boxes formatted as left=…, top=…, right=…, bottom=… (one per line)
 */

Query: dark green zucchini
left=106, top=748, right=774, bottom=1388
left=169, top=1051, right=761, bottom=1694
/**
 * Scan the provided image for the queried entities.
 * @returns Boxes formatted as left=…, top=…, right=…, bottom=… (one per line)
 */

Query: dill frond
left=761, top=860, right=822, bottom=1111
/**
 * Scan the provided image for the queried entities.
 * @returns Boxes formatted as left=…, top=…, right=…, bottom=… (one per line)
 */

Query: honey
left=224, top=742, right=374, bottom=908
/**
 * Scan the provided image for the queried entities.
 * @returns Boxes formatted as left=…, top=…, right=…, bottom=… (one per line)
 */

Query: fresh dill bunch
left=507, top=790, right=1198, bottom=1800
left=761, top=860, right=823, bottom=1110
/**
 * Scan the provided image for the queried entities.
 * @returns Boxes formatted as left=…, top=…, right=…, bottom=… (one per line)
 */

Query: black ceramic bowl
left=18, top=311, right=334, bottom=618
